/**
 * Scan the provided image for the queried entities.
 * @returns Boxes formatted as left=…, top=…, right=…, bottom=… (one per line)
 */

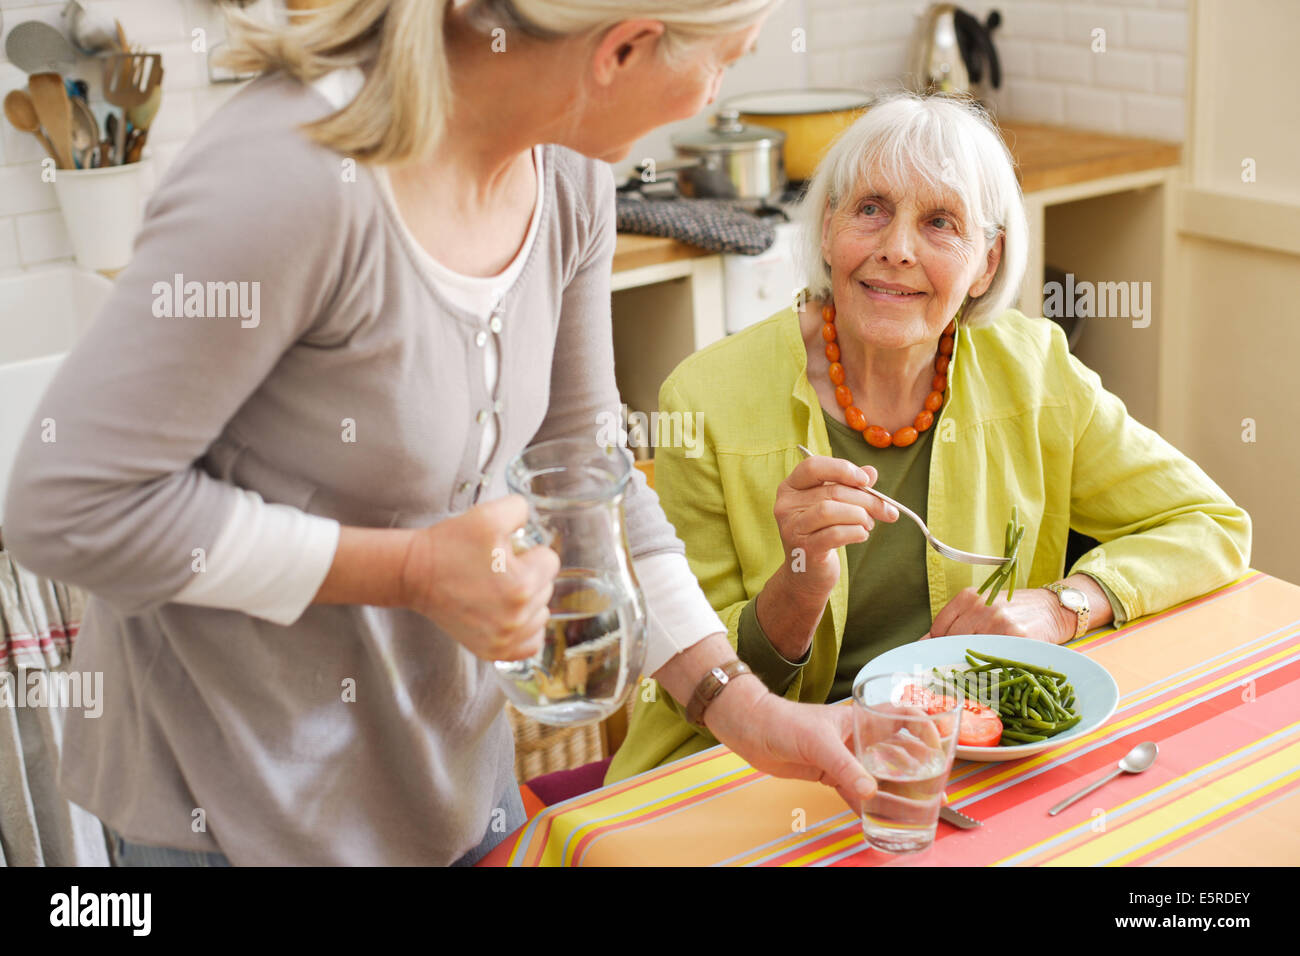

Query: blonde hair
left=796, top=91, right=1027, bottom=328
left=221, top=0, right=781, bottom=165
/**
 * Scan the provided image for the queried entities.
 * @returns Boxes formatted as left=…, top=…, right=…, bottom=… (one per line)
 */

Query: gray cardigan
left=2, top=73, right=684, bottom=865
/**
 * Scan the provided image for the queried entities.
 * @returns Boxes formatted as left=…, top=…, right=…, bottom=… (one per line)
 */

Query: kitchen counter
left=612, top=122, right=1181, bottom=271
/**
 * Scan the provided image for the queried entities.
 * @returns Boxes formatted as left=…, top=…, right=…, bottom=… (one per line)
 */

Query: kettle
left=907, top=4, right=1003, bottom=99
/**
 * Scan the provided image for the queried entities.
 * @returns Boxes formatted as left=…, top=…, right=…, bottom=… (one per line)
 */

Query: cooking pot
left=722, top=88, right=872, bottom=182
left=619, top=109, right=786, bottom=205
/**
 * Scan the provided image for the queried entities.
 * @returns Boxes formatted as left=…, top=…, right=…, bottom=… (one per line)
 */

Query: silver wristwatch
left=1042, top=582, right=1090, bottom=639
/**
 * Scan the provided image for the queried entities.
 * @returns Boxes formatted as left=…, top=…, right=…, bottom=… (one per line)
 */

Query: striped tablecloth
left=488, top=571, right=1300, bottom=866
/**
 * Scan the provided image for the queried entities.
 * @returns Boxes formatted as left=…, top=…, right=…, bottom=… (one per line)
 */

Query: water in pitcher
left=495, top=568, right=645, bottom=725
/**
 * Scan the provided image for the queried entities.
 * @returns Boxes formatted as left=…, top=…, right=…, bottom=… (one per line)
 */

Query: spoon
left=70, top=95, right=98, bottom=168
left=795, top=443, right=1007, bottom=566
left=28, top=72, right=76, bottom=170
left=3, top=89, right=60, bottom=164
left=1048, top=741, right=1158, bottom=816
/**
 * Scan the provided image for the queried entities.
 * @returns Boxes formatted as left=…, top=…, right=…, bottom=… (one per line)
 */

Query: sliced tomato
left=896, top=683, right=956, bottom=714
left=957, top=699, right=1003, bottom=747
left=895, top=684, right=1002, bottom=747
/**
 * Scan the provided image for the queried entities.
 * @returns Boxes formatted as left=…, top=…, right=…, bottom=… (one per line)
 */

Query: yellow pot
left=723, top=89, right=872, bottom=182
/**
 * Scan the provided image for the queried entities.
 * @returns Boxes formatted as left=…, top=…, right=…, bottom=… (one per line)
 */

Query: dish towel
left=615, top=195, right=778, bottom=255
left=0, top=545, right=110, bottom=866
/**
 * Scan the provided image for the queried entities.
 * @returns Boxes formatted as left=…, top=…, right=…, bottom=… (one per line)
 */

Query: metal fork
left=796, top=444, right=1006, bottom=566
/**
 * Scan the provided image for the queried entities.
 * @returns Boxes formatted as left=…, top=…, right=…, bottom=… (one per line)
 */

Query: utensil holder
left=50, top=159, right=153, bottom=272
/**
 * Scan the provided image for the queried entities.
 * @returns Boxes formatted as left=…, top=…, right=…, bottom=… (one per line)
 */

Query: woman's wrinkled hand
left=704, top=678, right=879, bottom=814
left=921, top=586, right=1074, bottom=644
left=400, top=494, right=561, bottom=662
left=771, top=453, right=899, bottom=603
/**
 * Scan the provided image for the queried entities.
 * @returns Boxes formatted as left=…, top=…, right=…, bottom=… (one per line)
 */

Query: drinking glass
left=492, top=438, right=647, bottom=726
left=851, top=673, right=962, bottom=853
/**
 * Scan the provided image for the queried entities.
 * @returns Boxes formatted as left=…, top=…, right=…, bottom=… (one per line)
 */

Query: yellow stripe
left=538, top=755, right=754, bottom=866
left=950, top=642, right=1300, bottom=802
left=995, top=719, right=1300, bottom=865
left=1043, top=741, right=1300, bottom=866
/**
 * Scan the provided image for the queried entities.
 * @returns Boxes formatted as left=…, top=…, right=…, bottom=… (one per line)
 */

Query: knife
left=939, top=805, right=982, bottom=829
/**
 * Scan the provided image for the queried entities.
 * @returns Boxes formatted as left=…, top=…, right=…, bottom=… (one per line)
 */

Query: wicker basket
left=506, top=692, right=638, bottom=783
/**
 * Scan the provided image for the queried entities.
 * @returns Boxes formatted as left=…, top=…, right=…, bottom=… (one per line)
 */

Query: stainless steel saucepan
left=618, top=109, right=787, bottom=206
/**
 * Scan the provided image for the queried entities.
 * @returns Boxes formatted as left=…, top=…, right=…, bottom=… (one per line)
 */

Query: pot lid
left=670, top=109, right=786, bottom=151
left=721, top=88, right=872, bottom=115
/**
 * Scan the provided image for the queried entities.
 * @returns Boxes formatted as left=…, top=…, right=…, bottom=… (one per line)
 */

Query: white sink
left=0, top=268, right=114, bottom=524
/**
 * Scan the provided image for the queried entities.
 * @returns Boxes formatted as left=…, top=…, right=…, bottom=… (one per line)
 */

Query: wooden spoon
left=3, top=89, right=60, bottom=164
left=28, top=73, right=76, bottom=170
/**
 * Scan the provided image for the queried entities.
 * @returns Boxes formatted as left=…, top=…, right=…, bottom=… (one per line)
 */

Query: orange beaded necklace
left=820, top=300, right=955, bottom=448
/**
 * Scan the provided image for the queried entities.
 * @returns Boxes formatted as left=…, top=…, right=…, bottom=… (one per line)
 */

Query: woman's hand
left=400, top=495, right=561, bottom=662
left=702, top=674, right=878, bottom=813
left=756, top=454, right=899, bottom=660
left=922, top=586, right=1075, bottom=644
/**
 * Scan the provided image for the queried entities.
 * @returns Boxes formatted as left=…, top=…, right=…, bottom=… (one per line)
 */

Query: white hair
left=795, top=91, right=1027, bottom=328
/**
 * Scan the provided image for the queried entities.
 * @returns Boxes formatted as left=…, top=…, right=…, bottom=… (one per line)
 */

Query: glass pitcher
left=493, top=437, right=648, bottom=726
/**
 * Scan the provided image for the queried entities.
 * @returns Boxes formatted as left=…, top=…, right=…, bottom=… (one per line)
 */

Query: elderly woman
left=2, top=0, right=879, bottom=866
left=608, top=92, right=1251, bottom=781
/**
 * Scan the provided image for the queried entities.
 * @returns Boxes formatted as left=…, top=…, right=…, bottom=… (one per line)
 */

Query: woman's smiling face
left=820, top=175, right=1003, bottom=350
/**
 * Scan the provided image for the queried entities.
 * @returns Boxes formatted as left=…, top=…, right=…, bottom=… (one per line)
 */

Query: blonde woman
left=4, top=0, right=878, bottom=866
left=608, top=92, right=1250, bottom=781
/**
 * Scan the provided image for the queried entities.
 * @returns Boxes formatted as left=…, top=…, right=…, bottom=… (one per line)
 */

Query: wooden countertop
left=1000, top=121, right=1181, bottom=193
left=613, top=121, right=1181, bottom=272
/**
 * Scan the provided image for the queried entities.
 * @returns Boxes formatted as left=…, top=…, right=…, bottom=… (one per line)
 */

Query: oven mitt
left=615, top=195, right=777, bottom=256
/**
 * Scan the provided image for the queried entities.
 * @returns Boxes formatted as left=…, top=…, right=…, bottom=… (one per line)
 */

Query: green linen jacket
left=607, top=306, right=1251, bottom=783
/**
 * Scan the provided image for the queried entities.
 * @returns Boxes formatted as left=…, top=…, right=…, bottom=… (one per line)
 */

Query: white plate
left=853, top=635, right=1119, bottom=762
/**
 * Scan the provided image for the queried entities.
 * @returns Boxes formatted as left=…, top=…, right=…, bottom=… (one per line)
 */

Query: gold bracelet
left=685, top=659, right=753, bottom=727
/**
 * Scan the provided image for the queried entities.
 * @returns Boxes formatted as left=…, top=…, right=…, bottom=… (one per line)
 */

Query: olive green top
left=737, top=409, right=936, bottom=702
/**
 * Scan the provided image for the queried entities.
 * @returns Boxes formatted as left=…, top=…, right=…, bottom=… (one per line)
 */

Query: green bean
left=965, top=652, right=1068, bottom=681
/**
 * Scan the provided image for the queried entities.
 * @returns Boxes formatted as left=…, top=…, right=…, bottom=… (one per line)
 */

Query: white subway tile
left=1124, top=9, right=1188, bottom=54
left=1064, top=86, right=1125, bottom=134
left=999, top=3, right=1065, bottom=42
left=810, top=8, right=870, bottom=51
left=1065, top=4, right=1126, bottom=49
left=1035, top=44, right=1092, bottom=85
left=1123, top=92, right=1184, bottom=141
left=1092, top=49, right=1155, bottom=92
left=808, top=51, right=845, bottom=88
left=16, top=209, right=72, bottom=265
left=0, top=163, right=57, bottom=216
left=0, top=218, right=18, bottom=273
left=1155, top=53, right=1185, bottom=96
left=844, top=44, right=909, bottom=89
left=1006, top=79, right=1065, bottom=125
left=155, top=42, right=209, bottom=92
left=83, top=0, right=189, bottom=45
left=997, top=38, right=1037, bottom=78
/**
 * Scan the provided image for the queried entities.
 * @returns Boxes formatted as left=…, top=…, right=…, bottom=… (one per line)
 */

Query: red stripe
left=964, top=654, right=1300, bottom=821
left=946, top=630, right=1300, bottom=802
